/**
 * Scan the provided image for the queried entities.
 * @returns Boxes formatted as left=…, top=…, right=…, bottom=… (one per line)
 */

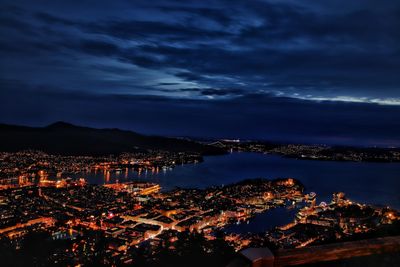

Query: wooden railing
left=227, top=235, right=400, bottom=267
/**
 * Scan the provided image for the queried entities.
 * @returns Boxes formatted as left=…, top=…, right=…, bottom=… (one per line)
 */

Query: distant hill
left=0, top=122, right=225, bottom=156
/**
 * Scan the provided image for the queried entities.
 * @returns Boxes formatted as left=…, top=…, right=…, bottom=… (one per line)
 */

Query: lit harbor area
left=0, top=175, right=399, bottom=265
left=0, top=150, right=202, bottom=189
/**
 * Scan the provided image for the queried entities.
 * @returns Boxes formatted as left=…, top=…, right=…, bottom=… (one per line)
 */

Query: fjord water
left=223, top=206, right=299, bottom=234
left=83, top=152, right=400, bottom=209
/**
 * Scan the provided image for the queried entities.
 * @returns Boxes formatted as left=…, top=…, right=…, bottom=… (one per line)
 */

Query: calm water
left=77, top=152, right=400, bottom=209
left=224, top=206, right=298, bottom=234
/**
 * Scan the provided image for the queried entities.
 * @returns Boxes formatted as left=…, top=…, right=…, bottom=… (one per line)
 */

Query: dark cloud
left=159, top=6, right=235, bottom=27
left=79, top=40, right=121, bottom=56
left=0, top=16, right=35, bottom=34
left=199, top=88, right=244, bottom=96
left=157, top=87, right=245, bottom=97
left=85, top=19, right=233, bottom=41
left=157, top=82, right=180, bottom=86
left=35, top=12, right=78, bottom=26
left=175, top=71, right=204, bottom=81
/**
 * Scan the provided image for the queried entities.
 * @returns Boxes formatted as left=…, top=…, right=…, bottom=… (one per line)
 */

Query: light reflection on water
left=71, top=152, right=400, bottom=209
left=223, top=206, right=298, bottom=234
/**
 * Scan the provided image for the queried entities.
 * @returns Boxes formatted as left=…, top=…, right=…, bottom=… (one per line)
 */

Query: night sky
left=1, top=0, right=400, bottom=146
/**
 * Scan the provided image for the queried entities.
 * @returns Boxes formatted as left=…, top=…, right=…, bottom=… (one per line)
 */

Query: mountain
left=0, top=122, right=225, bottom=156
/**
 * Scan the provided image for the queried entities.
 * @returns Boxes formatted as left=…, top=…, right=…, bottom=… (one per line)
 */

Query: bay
left=77, top=152, right=400, bottom=209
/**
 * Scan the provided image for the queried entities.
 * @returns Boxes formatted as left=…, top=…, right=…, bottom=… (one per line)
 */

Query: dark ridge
left=0, top=122, right=226, bottom=156
left=45, top=121, right=77, bottom=129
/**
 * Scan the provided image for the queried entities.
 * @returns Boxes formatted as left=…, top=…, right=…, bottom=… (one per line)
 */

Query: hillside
left=0, top=122, right=225, bottom=156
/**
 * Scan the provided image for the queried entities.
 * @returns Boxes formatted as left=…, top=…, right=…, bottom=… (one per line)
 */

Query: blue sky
left=1, top=0, right=400, bottom=145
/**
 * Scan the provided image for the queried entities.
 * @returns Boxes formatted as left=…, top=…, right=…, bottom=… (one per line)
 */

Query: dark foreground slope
left=0, top=122, right=224, bottom=156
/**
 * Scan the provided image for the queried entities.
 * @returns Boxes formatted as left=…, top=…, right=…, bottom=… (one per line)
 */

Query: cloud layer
left=1, top=0, right=400, bottom=100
